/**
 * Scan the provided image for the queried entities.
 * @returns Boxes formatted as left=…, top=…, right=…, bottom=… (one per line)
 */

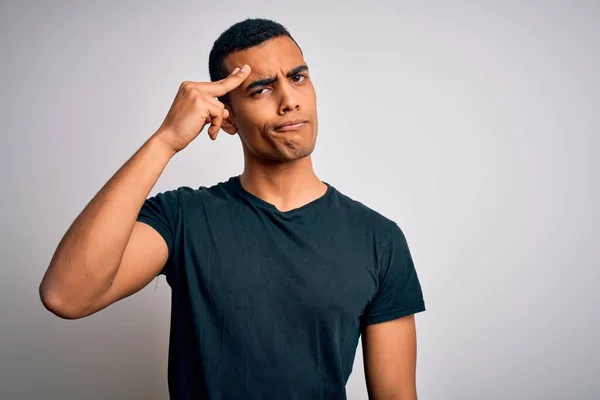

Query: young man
left=40, top=18, right=426, bottom=399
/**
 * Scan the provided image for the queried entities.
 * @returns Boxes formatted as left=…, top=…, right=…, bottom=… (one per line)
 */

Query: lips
left=274, top=119, right=308, bottom=131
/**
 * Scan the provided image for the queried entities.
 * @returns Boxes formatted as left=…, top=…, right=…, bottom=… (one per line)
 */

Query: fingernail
left=230, top=67, right=240, bottom=75
left=241, top=64, right=250, bottom=73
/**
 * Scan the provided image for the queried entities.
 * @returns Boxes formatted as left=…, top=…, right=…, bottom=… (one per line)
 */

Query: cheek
left=245, top=104, right=275, bottom=128
left=304, top=85, right=317, bottom=108
left=235, top=108, right=270, bottom=136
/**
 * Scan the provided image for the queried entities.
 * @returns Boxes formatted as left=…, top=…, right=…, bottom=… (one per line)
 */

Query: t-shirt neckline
left=231, top=175, right=333, bottom=216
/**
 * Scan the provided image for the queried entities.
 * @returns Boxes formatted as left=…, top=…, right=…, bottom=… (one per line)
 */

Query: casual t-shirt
left=136, top=175, right=426, bottom=399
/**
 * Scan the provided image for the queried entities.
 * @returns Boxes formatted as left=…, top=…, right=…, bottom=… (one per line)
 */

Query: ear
left=220, top=105, right=238, bottom=135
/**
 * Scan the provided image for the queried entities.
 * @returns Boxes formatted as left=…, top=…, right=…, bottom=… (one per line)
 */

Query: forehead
left=223, top=36, right=305, bottom=76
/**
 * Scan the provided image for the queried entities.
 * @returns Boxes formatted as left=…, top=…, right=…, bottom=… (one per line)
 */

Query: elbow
left=39, top=280, right=88, bottom=320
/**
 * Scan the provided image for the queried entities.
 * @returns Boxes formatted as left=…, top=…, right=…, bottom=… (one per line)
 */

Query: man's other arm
left=361, top=314, right=420, bottom=400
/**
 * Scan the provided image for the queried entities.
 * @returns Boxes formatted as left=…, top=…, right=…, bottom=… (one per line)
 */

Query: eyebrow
left=244, top=65, right=309, bottom=92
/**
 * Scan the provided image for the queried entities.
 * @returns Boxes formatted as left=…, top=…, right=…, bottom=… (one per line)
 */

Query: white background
left=1, top=1, right=598, bottom=398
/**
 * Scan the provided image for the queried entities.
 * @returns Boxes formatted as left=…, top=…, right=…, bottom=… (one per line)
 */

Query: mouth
left=274, top=120, right=308, bottom=132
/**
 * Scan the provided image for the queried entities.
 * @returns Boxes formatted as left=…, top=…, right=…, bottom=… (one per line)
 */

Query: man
left=39, top=18, right=426, bottom=399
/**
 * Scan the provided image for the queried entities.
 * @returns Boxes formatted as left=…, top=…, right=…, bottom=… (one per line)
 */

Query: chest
left=176, top=209, right=379, bottom=326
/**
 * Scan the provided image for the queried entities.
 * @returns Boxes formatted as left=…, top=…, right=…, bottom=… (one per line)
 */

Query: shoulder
left=328, top=184, right=400, bottom=240
left=154, top=176, right=238, bottom=209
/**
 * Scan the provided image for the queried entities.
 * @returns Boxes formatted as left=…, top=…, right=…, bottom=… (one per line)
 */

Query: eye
left=292, top=74, right=307, bottom=83
left=251, top=88, right=269, bottom=97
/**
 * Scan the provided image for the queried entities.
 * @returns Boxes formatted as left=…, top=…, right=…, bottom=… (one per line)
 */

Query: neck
left=239, top=155, right=327, bottom=212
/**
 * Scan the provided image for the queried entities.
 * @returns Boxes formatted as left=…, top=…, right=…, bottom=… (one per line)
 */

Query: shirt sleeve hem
left=136, top=217, right=172, bottom=254
left=361, top=301, right=426, bottom=325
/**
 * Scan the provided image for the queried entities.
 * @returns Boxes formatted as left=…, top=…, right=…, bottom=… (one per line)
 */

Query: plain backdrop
left=1, top=1, right=598, bottom=399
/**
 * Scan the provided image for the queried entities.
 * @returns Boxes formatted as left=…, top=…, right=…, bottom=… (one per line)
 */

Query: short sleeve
left=136, top=188, right=179, bottom=276
left=362, top=223, right=426, bottom=325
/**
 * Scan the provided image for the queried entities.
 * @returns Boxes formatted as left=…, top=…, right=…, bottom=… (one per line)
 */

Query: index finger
left=203, top=64, right=251, bottom=97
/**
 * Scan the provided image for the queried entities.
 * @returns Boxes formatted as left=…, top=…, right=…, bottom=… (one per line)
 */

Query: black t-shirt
left=136, top=176, right=426, bottom=399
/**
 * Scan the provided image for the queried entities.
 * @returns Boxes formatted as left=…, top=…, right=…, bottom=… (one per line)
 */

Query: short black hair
left=208, top=18, right=301, bottom=104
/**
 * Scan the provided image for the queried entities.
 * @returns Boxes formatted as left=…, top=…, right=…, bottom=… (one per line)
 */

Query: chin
left=244, top=127, right=317, bottom=163
left=279, top=137, right=317, bottom=159
left=261, top=142, right=312, bottom=163
left=274, top=127, right=317, bottom=157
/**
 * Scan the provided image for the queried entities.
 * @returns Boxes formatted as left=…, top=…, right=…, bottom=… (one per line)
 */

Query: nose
left=278, top=82, right=300, bottom=114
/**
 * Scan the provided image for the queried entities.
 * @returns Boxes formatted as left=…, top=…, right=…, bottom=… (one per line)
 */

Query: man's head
left=208, top=18, right=318, bottom=163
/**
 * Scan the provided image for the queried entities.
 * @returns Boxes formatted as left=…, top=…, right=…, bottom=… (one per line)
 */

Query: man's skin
left=39, top=35, right=419, bottom=399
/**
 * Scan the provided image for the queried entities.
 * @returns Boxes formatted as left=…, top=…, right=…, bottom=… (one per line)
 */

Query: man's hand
left=155, top=64, right=251, bottom=153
